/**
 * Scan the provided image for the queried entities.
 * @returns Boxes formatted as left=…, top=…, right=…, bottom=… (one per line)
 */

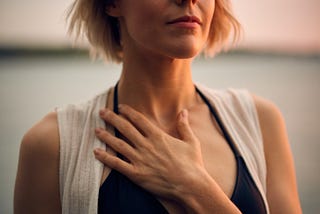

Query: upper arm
left=253, top=95, right=302, bottom=214
left=14, top=111, right=61, bottom=214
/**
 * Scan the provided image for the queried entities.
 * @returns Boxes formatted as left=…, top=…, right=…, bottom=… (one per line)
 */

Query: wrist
left=173, top=166, right=211, bottom=210
left=173, top=166, right=241, bottom=214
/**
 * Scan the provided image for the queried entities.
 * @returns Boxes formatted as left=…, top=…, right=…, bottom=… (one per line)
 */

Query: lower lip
left=168, top=21, right=199, bottom=28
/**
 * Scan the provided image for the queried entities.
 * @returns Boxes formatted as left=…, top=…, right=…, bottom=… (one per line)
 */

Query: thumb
left=176, top=109, right=195, bottom=142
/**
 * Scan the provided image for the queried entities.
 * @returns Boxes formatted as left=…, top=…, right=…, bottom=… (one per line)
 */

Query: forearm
left=174, top=168, right=241, bottom=214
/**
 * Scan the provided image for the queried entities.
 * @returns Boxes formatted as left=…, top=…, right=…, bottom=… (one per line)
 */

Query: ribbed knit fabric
left=56, top=89, right=109, bottom=214
left=56, top=83, right=269, bottom=214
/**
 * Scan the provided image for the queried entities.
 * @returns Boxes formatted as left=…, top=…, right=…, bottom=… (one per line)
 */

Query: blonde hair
left=67, top=0, right=241, bottom=63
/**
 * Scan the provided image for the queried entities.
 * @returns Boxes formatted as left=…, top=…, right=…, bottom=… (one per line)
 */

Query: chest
left=159, top=108, right=238, bottom=213
left=101, top=96, right=238, bottom=213
left=190, top=110, right=237, bottom=198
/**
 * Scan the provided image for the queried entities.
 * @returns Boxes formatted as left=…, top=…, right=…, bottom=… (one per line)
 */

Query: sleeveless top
left=56, top=83, right=270, bottom=214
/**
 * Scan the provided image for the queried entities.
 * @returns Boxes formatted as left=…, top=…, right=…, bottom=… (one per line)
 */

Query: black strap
left=112, top=82, right=125, bottom=159
left=113, top=82, right=119, bottom=114
left=113, top=82, right=120, bottom=138
left=195, top=86, right=240, bottom=157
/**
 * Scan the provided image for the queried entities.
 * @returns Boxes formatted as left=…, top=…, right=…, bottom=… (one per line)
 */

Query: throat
left=115, top=80, right=201, bottom=133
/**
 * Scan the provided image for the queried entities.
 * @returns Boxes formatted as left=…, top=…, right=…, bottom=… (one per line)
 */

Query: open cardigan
left=56, top=83, right=269, bottom=214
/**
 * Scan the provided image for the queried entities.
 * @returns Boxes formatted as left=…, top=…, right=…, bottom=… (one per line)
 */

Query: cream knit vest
left=56, top=83, right=269, bottom=213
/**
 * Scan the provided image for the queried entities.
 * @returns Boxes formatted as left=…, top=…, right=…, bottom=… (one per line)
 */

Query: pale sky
left=0, top=0, right=319, bottom=53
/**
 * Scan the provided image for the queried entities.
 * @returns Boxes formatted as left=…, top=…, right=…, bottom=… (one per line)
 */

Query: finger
left=176, top=109, right=196, bottom=142
left=100, top=109, right=144, bottom=147
left=95, top=128, right=137, bottom=161
left=94, top=148, right=134, bottom=177
left=118, top=104, right=159, bottom=137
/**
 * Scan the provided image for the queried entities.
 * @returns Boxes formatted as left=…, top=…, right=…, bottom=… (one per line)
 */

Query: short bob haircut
left=67, top=0, right=241, bottom=63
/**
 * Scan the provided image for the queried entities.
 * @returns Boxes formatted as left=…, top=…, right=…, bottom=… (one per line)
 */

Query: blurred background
left=1, top=0, right=319, bottom=213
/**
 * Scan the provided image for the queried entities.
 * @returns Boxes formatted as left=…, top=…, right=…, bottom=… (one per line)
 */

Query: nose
left=175, top=0, right=198, bottom=5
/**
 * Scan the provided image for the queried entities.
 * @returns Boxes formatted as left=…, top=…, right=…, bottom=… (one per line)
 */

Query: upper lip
left=167, top=15, right=202, bottom=25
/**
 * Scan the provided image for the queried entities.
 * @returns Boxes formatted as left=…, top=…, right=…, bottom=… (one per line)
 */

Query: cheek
left=123, top=1, right=162, bottom=26
left=122, top=3, right=161, bottom=40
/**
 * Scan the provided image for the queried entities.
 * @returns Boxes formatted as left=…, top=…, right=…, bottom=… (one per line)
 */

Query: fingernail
left=179, top=109, right=188, bottom=123
left=99, top=109, right=105, bottom=116
left=100, top=108, right=111, bottom=116
left=119, top=104, right=126, bottom=112
left=94, top=148, right=104, bottom=155
left=181, top=109, right=188, bottom=118
left=95, top=128, right=101, bottom=134
left=93, top=148, right=100, bottom=155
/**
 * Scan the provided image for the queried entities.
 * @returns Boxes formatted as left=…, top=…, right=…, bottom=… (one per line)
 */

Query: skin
left=14, top=0, right=302, bottom=213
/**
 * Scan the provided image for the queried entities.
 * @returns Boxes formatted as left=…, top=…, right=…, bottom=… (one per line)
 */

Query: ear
left=105, top=2, right=121, bottom=17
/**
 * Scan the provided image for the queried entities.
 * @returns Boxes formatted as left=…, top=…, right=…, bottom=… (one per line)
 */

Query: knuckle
left=131, top=152, right=139, bottom=161
left=101, top=113, right=113, bottom=124
left=122, top=121, right=132, bottom=130
left=142, top=143, right=153, bottom=152
left=100, top=130, right=109, bottom=138
left=108, top=111, right=117, bottom=121
left=116, top=141, right=126, bottom=151
left=102, top=154, right=110, bottom=163
left=111, top=158, right=121, bottom=169
left=178, top=120, right=187, bottom=128
left=122, top=105, right=131, bottom=112
left=151, top=131, right=162, bottom=139
left=131, top=114, right=140, bottom=123
left=131, top=168, right=143, bottom=181
left=139, top=138, right=153, bottom=150
left=100, top=132, right=112, bottom=142
left=128, top=108, right=146, bottom=123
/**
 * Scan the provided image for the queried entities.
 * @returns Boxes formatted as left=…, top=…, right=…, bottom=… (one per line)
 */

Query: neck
left=117, top=53, right=199, bottom=128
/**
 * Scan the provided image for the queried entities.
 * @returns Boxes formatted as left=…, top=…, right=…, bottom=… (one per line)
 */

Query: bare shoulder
left=252, top=94, right=284, bottom=126
left=14, top=111, right=61, bottom=213
left=251, top=94, right=288, bottom=152
left=251, top=94, right=289, bottom=142
left=251, top=94, right=302, bottom=214
left=21, top=111, right=59, bottom=154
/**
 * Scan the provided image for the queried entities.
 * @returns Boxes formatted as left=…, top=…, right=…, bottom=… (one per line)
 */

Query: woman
left=14, top=0, right=302, bottom=213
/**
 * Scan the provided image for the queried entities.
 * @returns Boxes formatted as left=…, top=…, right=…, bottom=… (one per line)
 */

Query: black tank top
left=98, top=84, right=267, bottom=214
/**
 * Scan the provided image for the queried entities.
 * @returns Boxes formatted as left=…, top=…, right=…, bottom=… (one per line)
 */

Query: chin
left=169, top=48, right=201, bottom=59
left=165, top=41, right=203, bottom=59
